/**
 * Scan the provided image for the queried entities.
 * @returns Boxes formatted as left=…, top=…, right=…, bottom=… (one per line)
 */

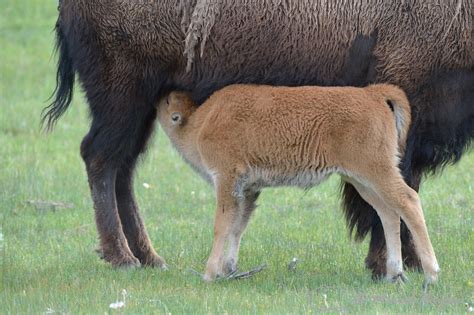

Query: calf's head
left=157, top=91, right=196, bottom=130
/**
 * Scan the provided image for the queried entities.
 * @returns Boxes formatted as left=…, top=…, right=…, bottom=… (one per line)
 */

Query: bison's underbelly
left=168, top=0, right=472, bottom=103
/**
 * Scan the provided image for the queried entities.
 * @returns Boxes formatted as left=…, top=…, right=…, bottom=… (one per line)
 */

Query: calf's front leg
left=204, top=177, right=239, bottom=282
left=223, top=189, right=260, bottom=274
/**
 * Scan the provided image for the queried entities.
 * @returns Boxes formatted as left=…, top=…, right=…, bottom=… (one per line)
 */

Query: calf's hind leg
left=367, top=173, right=439, bottom=284
left=349, top=181, right=405, bottom=282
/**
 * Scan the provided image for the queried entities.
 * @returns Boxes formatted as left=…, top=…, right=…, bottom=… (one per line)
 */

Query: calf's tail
left=371, top=84, right=412, bottom=154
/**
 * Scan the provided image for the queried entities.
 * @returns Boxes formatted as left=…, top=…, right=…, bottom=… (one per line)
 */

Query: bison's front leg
left=116, top=158, right=166, bottom=268
left=81, top=92, right=162, bottom=268
left=81, top=144, right=139, bottom=267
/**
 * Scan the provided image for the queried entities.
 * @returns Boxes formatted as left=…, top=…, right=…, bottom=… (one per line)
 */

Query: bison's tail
left=340, top=181, right=376, bottom=241
left=42, top=14, right=75, bottom=131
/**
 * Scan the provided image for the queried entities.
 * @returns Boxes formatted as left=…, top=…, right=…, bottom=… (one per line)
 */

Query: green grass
left=1, top=1, right=473, bottom=313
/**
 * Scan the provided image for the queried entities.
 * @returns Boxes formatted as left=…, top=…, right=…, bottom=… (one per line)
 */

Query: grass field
left=1, top=1, right=473, bottom=313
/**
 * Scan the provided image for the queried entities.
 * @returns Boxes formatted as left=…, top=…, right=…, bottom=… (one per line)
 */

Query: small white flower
left=466, top=303, right=473, bottom=312
left=322, top=294, right=329, bottom=308
left=143, top=183, right=150, bottom=189
left=109, top=289, right=128, bottom=309
left=109, top=301, right=125, bottom=309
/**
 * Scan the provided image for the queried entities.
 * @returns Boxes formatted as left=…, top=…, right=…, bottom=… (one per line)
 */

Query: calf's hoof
left=203, top=264, right=225, bottom=282
left=424, top=267, right=440, bottom=286
left=223, top=259, right=238, bottom=275
left=203, top=272, right=216, bottom=282
left=386, top=272, right=408, bottom=284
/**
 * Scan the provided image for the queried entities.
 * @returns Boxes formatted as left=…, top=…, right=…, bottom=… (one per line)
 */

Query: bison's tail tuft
left=42, top=17, right=75, bottom=131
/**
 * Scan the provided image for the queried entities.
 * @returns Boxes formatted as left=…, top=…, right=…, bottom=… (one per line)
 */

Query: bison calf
left=156, top=84, right=439, bottom=284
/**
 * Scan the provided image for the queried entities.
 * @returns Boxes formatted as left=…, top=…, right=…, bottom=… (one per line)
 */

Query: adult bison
left=44, top=0, right=474, bottom=278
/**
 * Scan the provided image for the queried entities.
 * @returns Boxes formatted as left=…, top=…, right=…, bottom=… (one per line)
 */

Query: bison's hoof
left=140, top=252, right=167, bottom=269
left=365, top=258, right=387, bottom=281
left=109, top=254, right=141, bottom=269
left=95, top=247, right=105, bottom=259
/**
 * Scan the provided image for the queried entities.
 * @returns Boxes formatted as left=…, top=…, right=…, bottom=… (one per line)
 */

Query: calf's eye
left=171, top=112, right=181, bottom=124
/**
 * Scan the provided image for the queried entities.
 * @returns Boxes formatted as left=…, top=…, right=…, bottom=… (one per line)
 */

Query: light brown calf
left=156, top=84, right=439, bottom=284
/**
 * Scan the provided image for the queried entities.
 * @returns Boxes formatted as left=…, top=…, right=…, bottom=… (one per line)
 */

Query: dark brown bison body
left=44, top=0, right=474, bottom=277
